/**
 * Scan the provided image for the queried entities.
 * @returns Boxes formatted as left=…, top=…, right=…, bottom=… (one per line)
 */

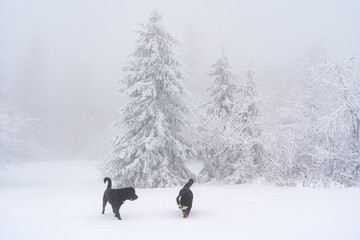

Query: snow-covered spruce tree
left=279, top=51, right=360, bottom=187
left=198, top=53, right=238, bottom=182
left=0, top=67, right=40, bottom=168
left=0, top=105, right=40, bottom=168
left=205, top=52, right=237, bottom=118
left=222, top=65, right=266, bottom=183
left=104, top=11, right=194, bottom=188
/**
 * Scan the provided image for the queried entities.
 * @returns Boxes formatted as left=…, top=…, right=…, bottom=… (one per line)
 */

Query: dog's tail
left=104, top=177, right=112, bottom=189
left=184, top=179, right=194, bottom=189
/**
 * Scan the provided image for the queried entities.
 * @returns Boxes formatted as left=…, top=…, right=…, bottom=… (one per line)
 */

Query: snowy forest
left=101, top=11, right=360, bottom=188
left=1, top=3, right=360, bottom=189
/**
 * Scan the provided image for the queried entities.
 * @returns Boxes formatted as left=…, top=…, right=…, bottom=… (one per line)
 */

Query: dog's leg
left=111, top=203, right=121, bottom=220
left=102, top=193, right=107, bottom=214
left=112, top=205, right=116, bottom=215
left=182, top=210, right=188, bottom=218
left=115, top=205, right=122, bottom=220
left=186, top=207, right=191, bottom=217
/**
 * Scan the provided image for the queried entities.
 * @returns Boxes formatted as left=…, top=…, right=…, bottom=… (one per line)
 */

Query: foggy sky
left=1, top=0, right=359, bottom=157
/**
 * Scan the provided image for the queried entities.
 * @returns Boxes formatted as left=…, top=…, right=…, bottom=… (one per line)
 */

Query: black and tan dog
left=176, top=179, right=194, bottom=218
left=102, top=177, right=138, bottom=220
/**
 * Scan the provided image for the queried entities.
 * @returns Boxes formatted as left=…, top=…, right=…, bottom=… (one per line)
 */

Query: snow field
left=0, top=160, right=360, bottom=240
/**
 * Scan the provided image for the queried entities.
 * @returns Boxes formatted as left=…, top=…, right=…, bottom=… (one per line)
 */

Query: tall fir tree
left=104, top=11, right=194, bottom=188
left=205, top=52, right=237, bottom=118
left=0, top=64, right=40, bottom=167
left=223, top=64, right=265, bottom=183
left=199, top=62, right=266, bottom=184
left=199, top=52, right=238, bottom=182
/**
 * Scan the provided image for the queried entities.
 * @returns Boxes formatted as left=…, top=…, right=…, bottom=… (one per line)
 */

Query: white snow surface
left=0, top=160, right=360, bottom=240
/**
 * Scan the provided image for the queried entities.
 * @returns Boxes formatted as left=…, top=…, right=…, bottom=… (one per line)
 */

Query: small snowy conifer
left=0, top=67, right=40, bottom=167
left=199, top=52, right=238, bottom=182
left=223, top=64, right=265, bottom=183
left=205, top=52, right=237, bottom=118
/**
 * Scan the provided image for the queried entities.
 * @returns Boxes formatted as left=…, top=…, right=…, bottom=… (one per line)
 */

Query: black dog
left=102, top=177, right=138, bottom=220
left=176, top=179, right=194, bottom=218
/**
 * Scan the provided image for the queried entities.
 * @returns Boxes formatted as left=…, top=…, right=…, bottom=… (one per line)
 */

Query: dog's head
left=125, top=187, right=138, bottom=201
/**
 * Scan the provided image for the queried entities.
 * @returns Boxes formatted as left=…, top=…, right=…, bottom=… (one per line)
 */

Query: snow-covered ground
left=0, top=160, right=360, bottom=240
